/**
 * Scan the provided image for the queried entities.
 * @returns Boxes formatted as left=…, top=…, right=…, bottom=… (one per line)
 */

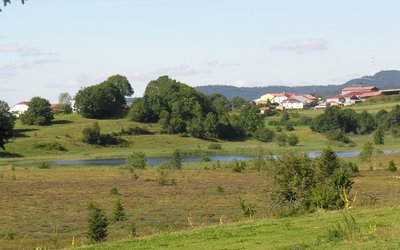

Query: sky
left=1, top=0, right=400, bottom=106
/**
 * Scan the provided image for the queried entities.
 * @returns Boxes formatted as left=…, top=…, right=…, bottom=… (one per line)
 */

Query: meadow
left=0, top=154, right=400, bottom=249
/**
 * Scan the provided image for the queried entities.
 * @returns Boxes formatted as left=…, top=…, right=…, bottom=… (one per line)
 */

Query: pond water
left=44, top=150, right=400, bottom=166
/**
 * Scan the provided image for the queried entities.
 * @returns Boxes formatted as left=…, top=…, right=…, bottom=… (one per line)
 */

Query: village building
left=9, top=102, right=29, bottom=117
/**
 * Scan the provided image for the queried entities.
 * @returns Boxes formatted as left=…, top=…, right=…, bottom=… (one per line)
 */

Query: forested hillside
left=196, top=70, right=400, bottom=100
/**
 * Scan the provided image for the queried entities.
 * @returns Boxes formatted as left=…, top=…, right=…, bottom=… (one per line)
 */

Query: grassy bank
left=2, top=100, right=400, bottom=165
left=82, top=206, right=400, bottom=250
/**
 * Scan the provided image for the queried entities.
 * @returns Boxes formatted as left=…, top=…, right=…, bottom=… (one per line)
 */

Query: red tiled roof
left=343, top=86, right=378, bottom=91
left=328, top=95, right=343, bottom=99
left=358, top=91, right=382, bottom=98
left=16, top=101, right=29, bottom=105
left=259, top=107, right=270, bottom=110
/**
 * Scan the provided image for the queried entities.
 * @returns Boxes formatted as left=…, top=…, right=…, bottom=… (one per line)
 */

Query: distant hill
left=196, top=70, right=400, bottom=100
left=342, top=70, right=400, bottom=89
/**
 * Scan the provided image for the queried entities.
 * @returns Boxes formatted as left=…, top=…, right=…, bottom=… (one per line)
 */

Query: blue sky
left=1, top=0, right=399, bottom=105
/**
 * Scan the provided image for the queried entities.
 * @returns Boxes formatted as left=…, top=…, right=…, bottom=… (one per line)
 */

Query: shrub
left=83, top=122, right=126, bottom=146
left=156, top=170, right=175, bottom=186
left=298, top=116, right=312, bottom=126
left=127, top=151, right=146, bottom=170
left=391, top=128, right=400, bottom=138
left=231, top=160, right=246, bottom=173
left=32, top=142, right=67, bottom=152
left=311, top=184, right=344, bottom=210
left=109, top=187, right=120, bottom=195
left=113, top=199, right=127, bottom=222
left=275, top=133, right=287, bottom=147
left=216, top=186, right=224, bottom=193
left=373, top=127, right=385, bottom=145
left=87, top=202, right=108, bottom=243
left=285, top=124, right=294, bottom=131
left=275, top=126, right=282, bottom=132
left=326, top=129, right=351, bottom=144
left=208, top=143, right=222, bottom=150
left=38, top=163, right=50, bottom=169
left=128, top=224, right=137, bottom=238
left=172, top=150, right=182, bottom=170
left=239, top=197, right=256, bottom=218
left=82, top=122, right=101, bottom=145
left=201, top=156, right=211, bottom=162
left=254, top=127, right=275, bottom=142
left=5, top=230, right=16, bottom=240
left=119, top=125, right=152, bottom=136
left=387, top=160, right=397, bottom=172
left=287, top=134, right=299, bottom=146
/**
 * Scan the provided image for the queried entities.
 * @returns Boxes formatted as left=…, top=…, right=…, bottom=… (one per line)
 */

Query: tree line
left=310, top=105, right=400, bottom=144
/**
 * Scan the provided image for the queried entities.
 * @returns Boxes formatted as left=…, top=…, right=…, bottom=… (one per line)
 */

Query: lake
left=43, top=150, right=400, bottom=166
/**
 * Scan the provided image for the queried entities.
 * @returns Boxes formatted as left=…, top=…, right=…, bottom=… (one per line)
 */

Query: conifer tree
left=87, top=202, right=108, bottom=243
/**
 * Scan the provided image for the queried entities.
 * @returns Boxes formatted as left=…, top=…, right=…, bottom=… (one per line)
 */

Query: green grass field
left=82, top=206, right=400, bottom=250
left=0, top=153, right=400, bottom=249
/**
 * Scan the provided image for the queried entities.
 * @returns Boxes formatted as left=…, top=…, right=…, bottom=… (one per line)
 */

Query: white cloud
left=0, top=43, right=55, bottom=57
left=0, top=63, right=31, bottom=79
left=270, top=39, right=329, bottom=54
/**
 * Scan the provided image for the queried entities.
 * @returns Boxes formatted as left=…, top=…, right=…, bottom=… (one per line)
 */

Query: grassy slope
left=1, top=99, right=399, bottom=164
left=83, top=206, right=400, bottom=250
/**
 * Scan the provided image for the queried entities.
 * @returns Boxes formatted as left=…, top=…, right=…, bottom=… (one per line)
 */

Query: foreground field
left=84, top=206, right=400, bottom=250
left=0, top=153, right=400, bottom=249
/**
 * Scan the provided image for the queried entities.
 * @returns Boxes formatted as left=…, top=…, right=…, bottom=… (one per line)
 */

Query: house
left=327, top=94, right=361, bottom=106
left=10, top=102, right=29, bottom=117
left=256, top=92, right=294, bottom=105
left=282, top=97, right=305, bottom=109
left=270, top=93, right=294, bottom=105
left=259, top=106, right=270, bottom=114
left=326, top=95, right=345, bottom=104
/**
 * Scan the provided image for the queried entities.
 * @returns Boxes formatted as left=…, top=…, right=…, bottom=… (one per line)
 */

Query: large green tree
left=0, top=100, right=15, bottom=150
left=74, top=75, right=132, bottom=119
left=20, top=97, right=54, bottom=126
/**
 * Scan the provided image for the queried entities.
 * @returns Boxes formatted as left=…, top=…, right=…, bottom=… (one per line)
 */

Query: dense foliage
left=268, top=149, right=355, bottom=215
left=74, top=75, right=133, bottom=119
left=129, top=76, right=261, bottom=139
left=0, top=100, right=15, bottom=150
left=20, top=97, right=54, bottom=126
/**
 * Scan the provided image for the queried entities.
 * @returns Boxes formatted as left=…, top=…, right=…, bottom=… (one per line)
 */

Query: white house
left=282, top=97, right=305, bottom=109
left=10, top=102, right=29, bottom=117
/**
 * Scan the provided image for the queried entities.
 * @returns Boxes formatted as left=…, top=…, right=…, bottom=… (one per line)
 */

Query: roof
left=50, top=104, right=59, bottom=109
left=342, top=86, right=379, bottom=92
left=327, top=95, right=344, bottom=99
left=259, top=107, right=270, bottom=110
left=358, top=91, right=382, bottom=98
left=15, top=101, right=29, bottom=106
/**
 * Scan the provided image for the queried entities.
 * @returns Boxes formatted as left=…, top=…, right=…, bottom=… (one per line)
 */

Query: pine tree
left=87, top=202, right=108, bottom=243
left=317, top=148, right=340, bottom=177
left=373, top=127, right=385, bottom=145
left=113, top=199, right=127, bottom=222
left=172, top=150, right=182, bottom=170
